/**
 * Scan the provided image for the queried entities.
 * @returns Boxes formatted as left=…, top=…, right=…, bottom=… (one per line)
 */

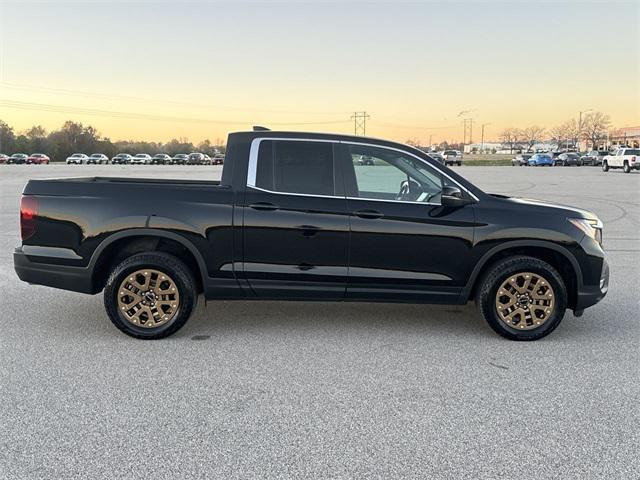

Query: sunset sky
left=1, top=0, right=638, bottom=145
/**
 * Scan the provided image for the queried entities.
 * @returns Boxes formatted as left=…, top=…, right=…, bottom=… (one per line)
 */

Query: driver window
left=348, top=145, right=446, bottom=204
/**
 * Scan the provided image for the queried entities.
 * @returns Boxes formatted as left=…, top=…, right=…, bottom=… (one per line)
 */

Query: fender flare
left=88, top=228, right=209, bottom=287
left=461, top=239, right=584, bottom=301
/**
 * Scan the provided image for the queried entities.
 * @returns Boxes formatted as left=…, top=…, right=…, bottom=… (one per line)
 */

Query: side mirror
left=441, top=186, right=471, bottom=207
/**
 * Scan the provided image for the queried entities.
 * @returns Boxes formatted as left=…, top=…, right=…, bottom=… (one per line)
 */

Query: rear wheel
left=476, top=256, right=567, bottom=341
left=623, top=162, right=631, bottom=173
left=104, top=252, right=198, bottom=339
left=602, top=161, right=609, bottom=172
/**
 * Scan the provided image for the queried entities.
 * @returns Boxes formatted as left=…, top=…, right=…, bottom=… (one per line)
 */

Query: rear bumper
left=575, top=256, right=609, bottom=311
left=14, top=248, right=95, bottom=294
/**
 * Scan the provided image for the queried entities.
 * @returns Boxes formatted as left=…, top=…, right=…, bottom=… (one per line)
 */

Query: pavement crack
left=488, top=361, right=509, bottom=370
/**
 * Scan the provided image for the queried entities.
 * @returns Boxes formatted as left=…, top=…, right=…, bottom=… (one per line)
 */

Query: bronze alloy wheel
left=117, top=269, right=180, bottom=328
left=494, top=272, right=555, bottom=330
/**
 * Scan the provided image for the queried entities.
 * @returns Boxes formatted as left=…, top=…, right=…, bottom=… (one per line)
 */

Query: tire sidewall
left=479, top=258, right=568, bottom=341
left=104, top=253, right=197, bottom=339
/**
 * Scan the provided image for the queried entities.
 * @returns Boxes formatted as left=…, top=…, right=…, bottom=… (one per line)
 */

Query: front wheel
left=476, top=256, right=567, bottom=341
left=623, top=162, right=631, bottom=173
left=602, top=161, right=609, bottom=172
left=104, top=252, right=198, bottom=339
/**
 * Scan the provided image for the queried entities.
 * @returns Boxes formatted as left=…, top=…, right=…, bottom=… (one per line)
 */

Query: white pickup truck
left=602, top=147, right=640, bottom=173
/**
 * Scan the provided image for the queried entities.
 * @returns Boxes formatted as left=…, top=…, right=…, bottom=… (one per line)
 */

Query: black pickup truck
left=14, top=129, right=609, bottom=340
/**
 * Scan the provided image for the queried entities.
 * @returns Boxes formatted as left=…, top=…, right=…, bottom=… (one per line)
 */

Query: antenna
left=253, top=126, right=271, bottom=131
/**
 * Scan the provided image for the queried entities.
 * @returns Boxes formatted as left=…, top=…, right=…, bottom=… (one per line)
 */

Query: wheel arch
left=89, top=229, right=208, bottom=293
left=463, top=240, right=583, bottom=310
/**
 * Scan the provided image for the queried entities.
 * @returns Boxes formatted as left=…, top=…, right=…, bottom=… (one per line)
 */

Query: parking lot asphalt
left=1, top=165, right=639, bottom=479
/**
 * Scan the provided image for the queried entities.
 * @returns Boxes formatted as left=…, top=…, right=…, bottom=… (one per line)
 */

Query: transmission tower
left=351, top=111, right=370, bottom=136
left=462, top=118, right=474, bottom=145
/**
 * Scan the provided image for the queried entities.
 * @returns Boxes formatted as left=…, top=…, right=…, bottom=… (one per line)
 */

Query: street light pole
left=578, top=109, right=592, bottom=150
left=481, top=123, right=491, bottom=152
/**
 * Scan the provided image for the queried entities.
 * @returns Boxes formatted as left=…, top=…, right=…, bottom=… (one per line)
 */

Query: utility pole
left=481, top=123, right=490, bottom=152
left=351, top=111, right=370, bottom=136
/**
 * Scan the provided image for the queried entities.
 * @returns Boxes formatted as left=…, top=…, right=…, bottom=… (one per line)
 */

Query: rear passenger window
left=255, top=140, right=336, bottom=196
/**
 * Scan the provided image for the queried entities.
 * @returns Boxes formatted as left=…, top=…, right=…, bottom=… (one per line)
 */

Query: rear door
left=241, top=138, right=349, bottom=299
left=339, top=142, right=476, bottom=303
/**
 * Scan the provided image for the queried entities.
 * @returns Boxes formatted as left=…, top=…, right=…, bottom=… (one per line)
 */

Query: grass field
left=458, top=154, right=513, bottom=166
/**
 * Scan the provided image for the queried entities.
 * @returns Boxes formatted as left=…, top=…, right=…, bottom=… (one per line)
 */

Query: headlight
left=569, top=218, right=603, bottom=246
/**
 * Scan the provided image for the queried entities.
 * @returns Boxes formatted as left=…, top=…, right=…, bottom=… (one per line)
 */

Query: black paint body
left=14, top=131, right=608, bottom=312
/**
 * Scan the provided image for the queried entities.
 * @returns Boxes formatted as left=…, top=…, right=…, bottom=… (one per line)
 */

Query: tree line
left=0, top=119, right=225, bottom=161
left=499, top=111, right=612, bottom=153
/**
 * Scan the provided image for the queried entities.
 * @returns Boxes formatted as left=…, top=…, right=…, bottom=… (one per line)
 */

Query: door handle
left=249, top=202, right=279, bottom=211
left=353, top=209, right=384, bottom=219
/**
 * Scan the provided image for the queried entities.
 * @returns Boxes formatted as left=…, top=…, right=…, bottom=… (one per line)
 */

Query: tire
left=602, top=161, right=609, bottom=172
left=476, top=256, right=567, bottom=341
left=104, top=252, right=198, bottom=339
left=623, top=162, right=630, bottom=173
left=456, top=161, right=462, bottom=166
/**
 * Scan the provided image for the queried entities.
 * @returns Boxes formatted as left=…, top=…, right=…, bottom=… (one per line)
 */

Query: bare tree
left=521, top=126, right=546, bottom=151
left=581, top=112, right=611, bottom=149
left=551, top=119, right=580, bottom=149
left=499, top=127, right=523, bottom=153
left=549, top=124, right=568, bottom=148
left=564, top=119, right=581, bottom=148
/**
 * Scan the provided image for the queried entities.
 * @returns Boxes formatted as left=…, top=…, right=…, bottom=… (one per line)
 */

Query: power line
left=373, top=121, right=458, bottom=130
left=0, top=81, right=350, bottom=116
left=0, top=99, right=352, bottom=127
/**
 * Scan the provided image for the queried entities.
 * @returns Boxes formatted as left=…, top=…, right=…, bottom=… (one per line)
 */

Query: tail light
left=631, top=156, right=636, bottom=163
left=20, top=196, right=38, bottom=241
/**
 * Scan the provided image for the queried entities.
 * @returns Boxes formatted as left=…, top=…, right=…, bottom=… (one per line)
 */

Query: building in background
left=610, top=126, right=640, bottom=148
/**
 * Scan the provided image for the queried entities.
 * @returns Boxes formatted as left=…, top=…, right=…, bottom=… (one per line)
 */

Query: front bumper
left=575, top=255, right=609, bottom=311
left=14, top=247, right=95, bottom=294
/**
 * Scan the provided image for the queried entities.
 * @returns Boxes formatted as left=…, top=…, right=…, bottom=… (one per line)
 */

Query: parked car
left=26, top=153, right=50, bottom=165
left=202, top=154, right=213, bottom=165
left=14, top=129, right=608, bottom=341
left=511, top=154, right=531, bottom=166
left=86, top=153, right=109, bottom=164
left=554, top=153, right=581, bottom=166
left=212, top=154, right=225, bottom=165
left=427, top=152, right=444, bottom=165
left=580, top=150, right=607, bottom=166
left=357, top=155, right=375, bottom=165
left=442, top=150, right=463, bottom=166
left=66, top=153, right=89, bottom=165
left=151, top=154, right=171, bottom=165
left=171, top=154, right=189, bottom=165
left=528, top=153, right=554, bottom=166
left=7, top=153, right=29, bottom=164
left=0, top=154, right=9, bottom=164
left=131, top=154, right=152, bottom=165
left=111, top=153, right=133, bottom=165
left=187, top=152, right=205, bottom=165
left=602, top=148, right=640, bottom=173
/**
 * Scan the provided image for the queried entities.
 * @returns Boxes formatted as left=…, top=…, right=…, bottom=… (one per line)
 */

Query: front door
left=241, top=139, right=349, bottom=299
left=340, top=143, right=476, bottom=303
